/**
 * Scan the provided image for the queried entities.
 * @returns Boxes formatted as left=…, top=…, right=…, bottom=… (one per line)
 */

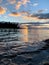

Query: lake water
left=0, top=24, right=49, bottom=43
left=0, top=24, right=49, bottom=65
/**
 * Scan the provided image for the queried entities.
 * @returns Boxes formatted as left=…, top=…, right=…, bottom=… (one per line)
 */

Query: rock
left=44, top=39, right=49, bottom=43
left=41, top=39, right=49, bottom=50
left=43, top=62, right=49, bottom=65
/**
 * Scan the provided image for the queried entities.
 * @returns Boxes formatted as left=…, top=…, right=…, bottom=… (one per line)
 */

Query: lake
left=0, top=24, right=49, bottom=65
left=0, top=24, right=49, bottom=43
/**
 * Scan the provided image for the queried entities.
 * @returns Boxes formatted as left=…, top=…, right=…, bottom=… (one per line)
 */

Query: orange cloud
left=15, top=0, right=30, bottom=10
left=23, top=16, right=39, bottom=21
left=9, top=12, right=21, bottom=17
left=8, top=11, right=49, bottom=22
left=22, top=0, right=30, bottom=5
left=0, top=6, right=6, bottom=14
left=7, top=0, right=16, bottom=4
left=16, top=1, right=22, bottom=10
left=9, top=11, right=29, bottom=17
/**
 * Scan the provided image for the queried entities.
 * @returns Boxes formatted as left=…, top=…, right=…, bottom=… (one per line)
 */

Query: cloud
left=16, top=1, right=22, bottom=10
left=23, top=16, right=40, bottom=21
left=8, top=11, right=49, bottom=22
left=9, top=11, right=29, bottom=17
left=0, top=6, right=6, bottom=14
left=7, top=0, right=16, bottom=4
left=37, top=10, right=45, bottom=13
left=37, top=13, right=49, bottom=19
left=23, top=13, right=49, bottom=22
left=9, top=12, right=21, bottom=17
left=33, top=3, right=38, bottom=6
left=0, top=0, right=2, bottom=3
left=16, top=0, right=30, bottom=10
left=44, top=8, right=48, bottom=11
left=22, top=0, right=30, bottom=5
left=15, top=0, right=38, bottom=10
left=37, top=9, right=48, bottom=13
left=31, top=14, right=49, bottom=19
left=21, top=11, right=29, bottom=15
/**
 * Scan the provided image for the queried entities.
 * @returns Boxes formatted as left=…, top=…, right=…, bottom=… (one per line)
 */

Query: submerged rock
left=41, top=39, right=49, bottom=50
left=44, top=39, right=49, bottom=43
left=43, top=63, right=49, bottom=65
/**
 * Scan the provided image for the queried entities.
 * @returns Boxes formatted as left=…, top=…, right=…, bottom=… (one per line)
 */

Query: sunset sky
left=0, top=0, right=49, bottom=23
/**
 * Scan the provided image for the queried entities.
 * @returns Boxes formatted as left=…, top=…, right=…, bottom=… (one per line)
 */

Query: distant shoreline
left=0, top=22, right=20, bottom=29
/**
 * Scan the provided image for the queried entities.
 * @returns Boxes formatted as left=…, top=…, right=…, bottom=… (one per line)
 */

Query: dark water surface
left=0, top=24, right=49, bottom=65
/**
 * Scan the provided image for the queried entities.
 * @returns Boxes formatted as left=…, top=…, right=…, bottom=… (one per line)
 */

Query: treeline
left=0, top=22, right=20, bottom=28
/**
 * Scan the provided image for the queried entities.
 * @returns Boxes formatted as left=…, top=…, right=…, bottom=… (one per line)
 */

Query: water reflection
left=0, top=24, right=49, bottom=44
left=0, top=24, right=49, bottom=65
left=19, top=27, right=28, bottom=43
left=0, top=25, right=49, bottom=51
left=19, top=24, right=49, bottom=43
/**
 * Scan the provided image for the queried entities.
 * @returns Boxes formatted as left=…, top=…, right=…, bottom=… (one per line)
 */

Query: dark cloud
left=31, top=13, right=49, bottom=19
left=37, top=9, right=48, bottom=13
left=9, top=12, right=21, bottom=16
left=23, top=13, right=49, bottom=21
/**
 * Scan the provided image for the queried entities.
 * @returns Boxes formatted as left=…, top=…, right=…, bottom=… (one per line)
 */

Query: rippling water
left=0, top=24, right=49, bottom=65
left=0, top=24, right=49, bottom=43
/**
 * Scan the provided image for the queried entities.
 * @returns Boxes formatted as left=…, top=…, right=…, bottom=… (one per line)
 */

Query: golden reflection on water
left=19, top=24, right=49, bottom=43
left=20, top=26, right=28, bottom=42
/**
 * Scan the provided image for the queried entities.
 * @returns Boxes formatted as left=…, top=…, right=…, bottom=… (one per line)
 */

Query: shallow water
left=0, top=24, right=49, bottom=65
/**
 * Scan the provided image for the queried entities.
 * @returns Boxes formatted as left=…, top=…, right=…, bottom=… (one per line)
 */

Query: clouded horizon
left=0, top=0, right=49, bottom=23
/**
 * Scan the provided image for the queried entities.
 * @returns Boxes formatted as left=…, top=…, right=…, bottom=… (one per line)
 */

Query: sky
left=0, top=0, right=49, bottom=23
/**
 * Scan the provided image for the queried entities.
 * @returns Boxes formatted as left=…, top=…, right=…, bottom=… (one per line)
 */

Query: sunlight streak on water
left=0, top=24, right=49, bottom=65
